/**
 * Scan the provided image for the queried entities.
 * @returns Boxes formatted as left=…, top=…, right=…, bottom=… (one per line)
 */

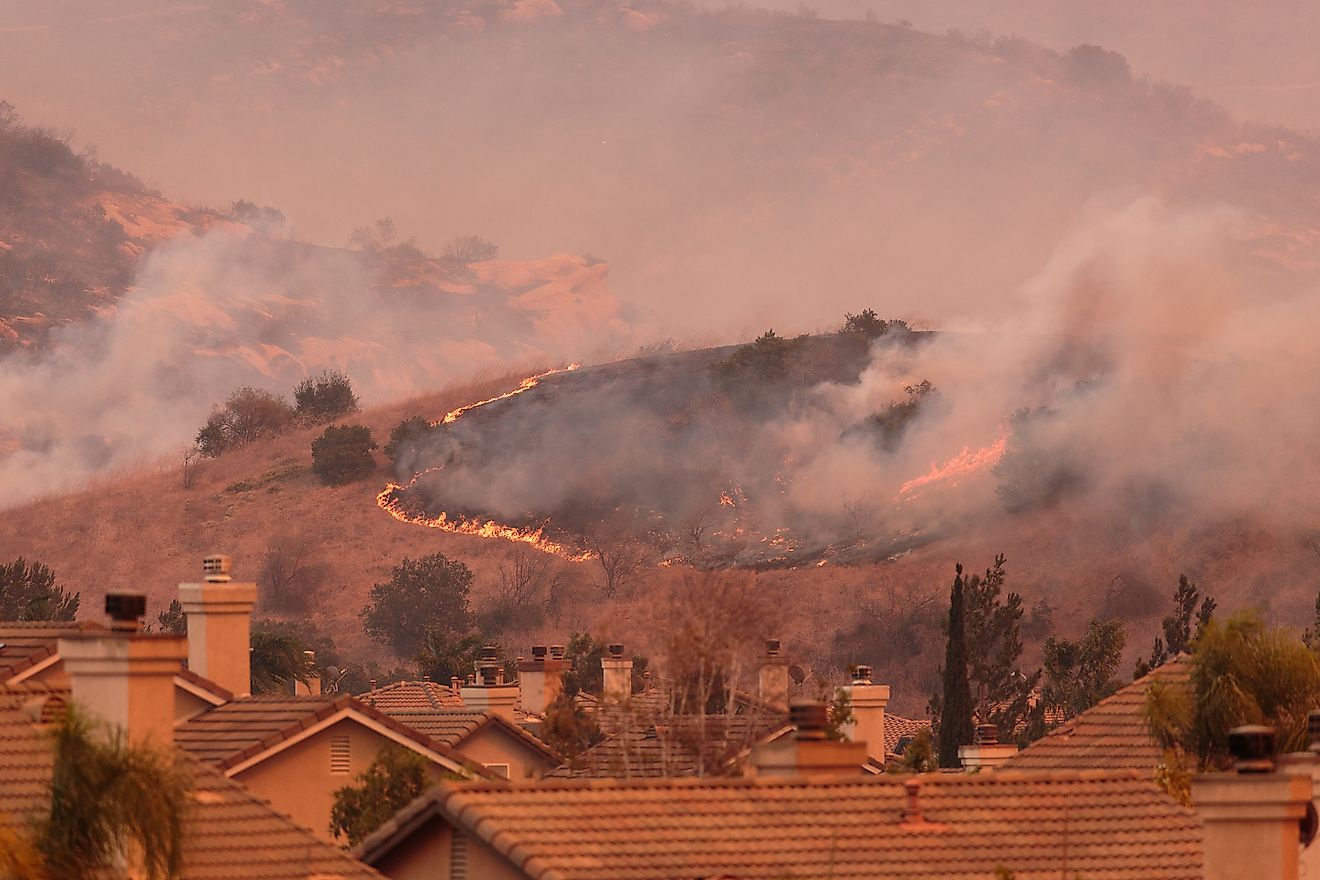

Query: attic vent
left=330, top=735, right=350, bottom=775
left=485, top=763, right=511, bottom=779
left=451, top=829, right=468, bottom=880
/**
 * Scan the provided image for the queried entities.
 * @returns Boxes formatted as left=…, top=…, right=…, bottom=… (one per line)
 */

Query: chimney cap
left=1229, top=725, right=1275, bottom=773
left=203, top=554, right=233, bottom=583
left=851, top=664, right=873, bottom=683
left=766, top=638, right=781, bottom=655
left=532, top=645, right=548, bottom=659
left=105, top=593, right=146, bottom=630
left=608, top=643, right=624, bottom=658
left=974, top=723, right=1000, bottom=745
left=549, top=644, right=566, bottom=660
left=1309, top=710, right=1320, bottom=751
left=790, top=700, right=829, bottom=740
left=481, top=644, right=499, bottom=662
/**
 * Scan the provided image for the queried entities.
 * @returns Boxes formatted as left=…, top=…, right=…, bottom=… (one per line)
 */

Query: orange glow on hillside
left=377, top=363, right=592, bottom=559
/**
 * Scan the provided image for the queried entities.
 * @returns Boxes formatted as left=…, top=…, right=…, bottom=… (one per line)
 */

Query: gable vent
left=330, top=735, right=350, bottom=775
left=451, top=829, right=468, bottom=880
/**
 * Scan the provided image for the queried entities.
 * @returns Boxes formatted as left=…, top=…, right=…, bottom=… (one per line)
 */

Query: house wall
left=373, top=816, right=526, bottom=880
left=173, top=687, right=215, bottom=724
left=233, top=717, right=455, bottom=842
left=458, top=725, right=557, bottom=781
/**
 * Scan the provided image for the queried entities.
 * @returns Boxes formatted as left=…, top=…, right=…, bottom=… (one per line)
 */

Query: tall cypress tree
left=936, top=563, right=975, bottom=768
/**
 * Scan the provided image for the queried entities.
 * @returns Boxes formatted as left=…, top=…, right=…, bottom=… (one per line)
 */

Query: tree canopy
left=934, top=563, right=974, bottom=767
left=195, top=386, right=295, bottom=457
left=1136, top=574, right=1216, bottom=677
left=0, top=558, right=79, bottom=621
left=362, top=553, right=475, bottom=659
left=1144, top=610, right=1320, bottom=772
left=38, top=705, right=191, bottom=880
left=310, top=424, right=377, bottom=485
left=1040, top=619, right=1126, bottom=723
left=961, top=555, right=1038, bottom=736
left=249, top=625, right=312, bottom=694
left=294, top=370, right=360, bottom=422
left=329, top=745, right=431, bottom=846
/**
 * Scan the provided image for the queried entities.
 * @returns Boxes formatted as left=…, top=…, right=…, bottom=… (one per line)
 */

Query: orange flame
left=898, top=434, right=1008, bottom=497
left=377, top=364, right=592, bottom=560
left=377, top=480, right=593, bottom=560
left=437, top=363, right=580, bottom=425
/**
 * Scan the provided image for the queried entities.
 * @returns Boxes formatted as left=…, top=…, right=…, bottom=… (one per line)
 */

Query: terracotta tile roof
left=382, top=708, right=559, bottom=762
left=358, top=680, right=463, bottom=711
left=547, top=711, right=790, bottom=779
left=356, top=769, right=1203, bottom=880
left=0, top=684, right=59, bottom=836
left=575, top=688, right=670, bottom=718
left=885, top=712, right=931, bottom=755
left=175, top=694, right=494, bottom=778
left=0, top=685, right=383, bottom=879
left=0, top=621, right=103, bottom=682
left=174, top=667, right=234, bottom=704
left=1005, top=656, right=1191, bottom=771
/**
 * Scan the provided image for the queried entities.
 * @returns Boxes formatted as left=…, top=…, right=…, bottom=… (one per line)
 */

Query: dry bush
left=660, top=571, right=783, bottom=714
left=258, top=534, right=328, bottom=613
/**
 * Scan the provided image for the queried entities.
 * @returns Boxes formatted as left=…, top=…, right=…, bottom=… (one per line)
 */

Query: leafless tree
left=496, top=548, right=561, bottom=611
left=181, top=445, right=202, bottom=489
left=583, top=528, right=648, bottom=599
left=442, top=234, right=499, bottom=263
left=258, top=534, right=327, bottom=613
left=679, top=503, right=715, bottom=551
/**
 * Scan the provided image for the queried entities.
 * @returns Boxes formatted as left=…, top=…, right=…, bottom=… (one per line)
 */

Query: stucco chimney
left=1276, top=713, right=1320, bottom=880
left=58, top=593, right=186, bottom=746
left=602, top=643, right=632, bottom=703
left=178, top=554, right=256, bottom=697
left=958, top=723, right=1018, bottom=771
left=759, top=639, right=789, bottom=711
left=747, top=700, right=868, bottom=777
left=519, top=644, right=569, bottom=716
left=1194, top=726, right=1312, bottom=880
left=461, top=648, right=519, bottom=720
left=842, top=663, right=890, bottom=763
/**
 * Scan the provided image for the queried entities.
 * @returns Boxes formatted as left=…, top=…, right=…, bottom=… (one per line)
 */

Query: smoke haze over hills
left=2, top=0, right=1318, bottom=341
left=2, top=0, right=1319, bottom=595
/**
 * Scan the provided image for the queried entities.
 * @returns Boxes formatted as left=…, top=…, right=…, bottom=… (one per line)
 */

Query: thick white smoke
left=0, top=224, right=631, bottom=506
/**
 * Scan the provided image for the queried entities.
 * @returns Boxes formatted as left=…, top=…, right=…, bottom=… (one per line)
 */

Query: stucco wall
left=233, top=717, right=455, bottom=841
left=373, top=816, right=527, bottom=880
left=458, top=724, right=556, bottom=781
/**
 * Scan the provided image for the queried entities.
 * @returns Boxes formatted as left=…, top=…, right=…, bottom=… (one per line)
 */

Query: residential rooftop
left=356, top=769, right=1204, bottom=880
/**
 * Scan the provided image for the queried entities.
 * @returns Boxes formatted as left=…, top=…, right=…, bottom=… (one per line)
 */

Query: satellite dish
left=788, top=664, right=806, bottom=685
left=325, top=665, right=341, bottom=679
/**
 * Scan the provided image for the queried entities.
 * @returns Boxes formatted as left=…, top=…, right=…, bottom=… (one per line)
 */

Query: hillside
left=1, top=345, right=1313, bottom=716
left=0, top=105, right=229, bottom=349
left=0, top=97, right=632, bottom=505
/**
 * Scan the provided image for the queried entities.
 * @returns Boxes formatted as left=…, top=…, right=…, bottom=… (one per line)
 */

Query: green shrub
left=310, top=424, right=377, bottom=485
left=293, top=370, right=360, bottom=422
left=362, top=553, right=475, bottom=659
